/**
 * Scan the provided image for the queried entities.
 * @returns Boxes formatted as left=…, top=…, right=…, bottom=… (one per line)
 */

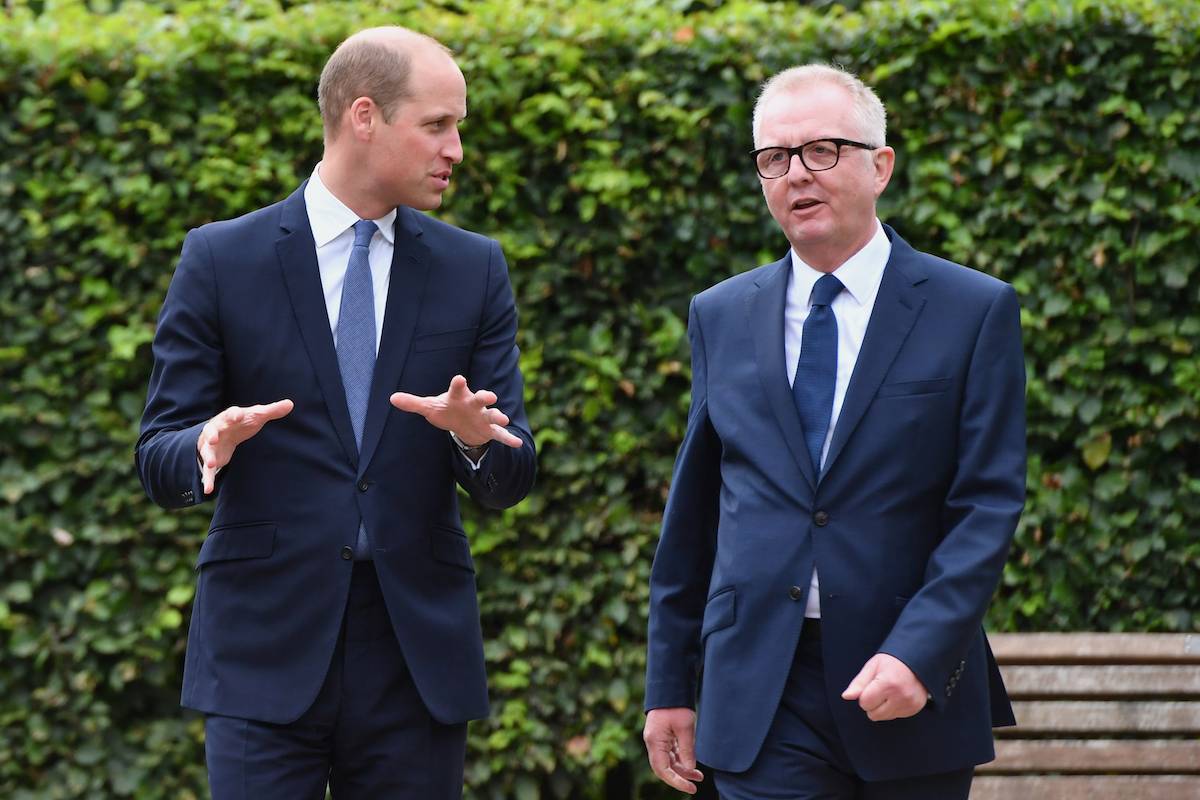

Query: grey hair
left=752, top=64, right=887, bottom=148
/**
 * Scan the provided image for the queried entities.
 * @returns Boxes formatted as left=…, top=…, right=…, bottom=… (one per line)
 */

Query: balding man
left=137, top=27, right=535, bottom=798
left=643, top=64, right=1024, bottom=798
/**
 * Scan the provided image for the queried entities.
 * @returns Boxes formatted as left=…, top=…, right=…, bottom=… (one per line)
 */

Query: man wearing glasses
left=643, top=65, right=1025, bottom=798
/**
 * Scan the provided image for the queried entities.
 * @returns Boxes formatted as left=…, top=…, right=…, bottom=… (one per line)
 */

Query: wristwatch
left=450, top=431, right=490, bottom=462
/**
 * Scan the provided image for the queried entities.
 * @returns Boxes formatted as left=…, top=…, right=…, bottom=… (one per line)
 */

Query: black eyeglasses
left=750, top=138, right=878, bottom=179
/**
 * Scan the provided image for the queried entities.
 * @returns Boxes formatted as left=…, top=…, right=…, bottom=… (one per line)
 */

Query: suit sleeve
left=644, top=298, right=721, bottom=711
left=878, top=283, right=1026, bottom=705
left=451, top=239, right=536, bottom=509
left=134, top=228, right=225, bottom=509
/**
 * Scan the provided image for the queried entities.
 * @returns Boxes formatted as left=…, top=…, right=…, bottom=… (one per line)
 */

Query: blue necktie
left=792, top=273, right=844, bottom=475
left=336, top=219, right=378, bottom=558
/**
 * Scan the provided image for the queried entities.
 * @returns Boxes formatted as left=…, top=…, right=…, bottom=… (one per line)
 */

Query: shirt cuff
left=449, top=431, right=489, bottom=470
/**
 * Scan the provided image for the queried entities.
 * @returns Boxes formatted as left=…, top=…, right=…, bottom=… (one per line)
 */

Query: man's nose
left=444, top=129, right=463, bottom=165
left=785, top=152, right=813, bottom=183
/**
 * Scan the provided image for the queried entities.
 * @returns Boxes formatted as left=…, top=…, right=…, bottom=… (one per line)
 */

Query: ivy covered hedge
left=2, top=0, right=1197, bottom=796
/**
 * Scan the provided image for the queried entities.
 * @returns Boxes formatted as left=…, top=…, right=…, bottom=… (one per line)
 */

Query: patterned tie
left=792, top=273, right=844, bottom=475
left=336, top=219, right=377, bottom=558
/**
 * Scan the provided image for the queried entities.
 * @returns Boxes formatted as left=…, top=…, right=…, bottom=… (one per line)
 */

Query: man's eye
left=768, top=150, right=788, bottom=163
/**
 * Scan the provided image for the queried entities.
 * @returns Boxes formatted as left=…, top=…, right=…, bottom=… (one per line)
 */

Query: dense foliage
left=2, top=0, right=1197, bottom=796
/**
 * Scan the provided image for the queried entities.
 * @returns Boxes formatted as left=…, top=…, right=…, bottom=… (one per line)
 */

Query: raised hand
left=197, top=399, right=294, bottom=495
left=389, top=374, right=523, bottom=449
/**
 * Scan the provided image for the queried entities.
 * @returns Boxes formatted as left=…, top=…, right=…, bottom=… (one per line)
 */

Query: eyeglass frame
left=749, top=138, right=879, bottom=179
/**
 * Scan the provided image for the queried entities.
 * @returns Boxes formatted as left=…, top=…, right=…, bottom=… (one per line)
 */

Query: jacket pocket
left=196, top=522, right=276, bottom=568
left=430, top=525, right=475, bottom=572
left=876, top=378, right=951, bottom=398
left=701, top=587, right=736, bottom=640
left=413, top=327, right=477, bottom=353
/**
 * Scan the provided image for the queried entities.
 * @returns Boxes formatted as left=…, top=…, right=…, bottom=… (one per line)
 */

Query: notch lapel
left=275, top=185, right=359, bottom=469
left=748, top=255, right=818, bottom=491
left=823, top=230, right=927, bottom=476
left=357, top=207, right=433, bottom=477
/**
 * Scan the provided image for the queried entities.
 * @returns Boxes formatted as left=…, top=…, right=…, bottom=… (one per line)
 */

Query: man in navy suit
left=643, top=64, right=1025, bottom=798
left=136, top=27, right=535, bottom=799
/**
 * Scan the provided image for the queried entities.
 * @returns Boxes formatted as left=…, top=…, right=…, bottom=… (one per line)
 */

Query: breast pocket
left=876, top=377, right=951, bottom=398
left=867, top=378, right=955, bottom=456
left=413, top=327, right=477, bottom=353
left=404, top=328, right=478, bottom=395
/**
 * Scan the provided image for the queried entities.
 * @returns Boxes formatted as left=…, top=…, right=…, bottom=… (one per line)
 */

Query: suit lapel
left=276, top=184, right=359, bottom=468
left=748, top=255, right=818, bottom=491
left=823, top=227, right=927, bottom=477
left=357, top=207, right=433, bottom=477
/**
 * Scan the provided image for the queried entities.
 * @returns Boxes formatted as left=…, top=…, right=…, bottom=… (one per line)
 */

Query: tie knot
left=352, top=219, right=377, bottom=249
left=810, top=273, right=844, bottom=308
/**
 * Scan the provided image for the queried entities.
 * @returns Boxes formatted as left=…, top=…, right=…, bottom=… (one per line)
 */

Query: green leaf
left=1081, top=433, right=1112, bottom=470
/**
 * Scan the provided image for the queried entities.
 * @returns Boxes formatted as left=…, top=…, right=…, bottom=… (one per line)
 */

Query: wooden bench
left=972, top=633, right=1200, bottom=799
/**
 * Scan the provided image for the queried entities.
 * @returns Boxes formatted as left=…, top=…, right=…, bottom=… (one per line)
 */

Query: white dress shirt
left=303, top=165, right=485, bottom=468
left=304, top=165, right=395, bottom=352
left=785, top=220, right=891, bottom=617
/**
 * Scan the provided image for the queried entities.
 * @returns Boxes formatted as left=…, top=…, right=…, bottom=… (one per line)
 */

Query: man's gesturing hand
left=842, top=652, right=930, bottom=721
left=197, top=399, right=294, bottom=495
left=643, top=707, right=704, bottom=795
left=390, top=375, right=523, bottom=449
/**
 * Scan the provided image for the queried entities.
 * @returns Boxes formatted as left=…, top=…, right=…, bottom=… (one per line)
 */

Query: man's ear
left=347, top=96, right=376, bottom=141
left=873, top=146, right=896, bottom=198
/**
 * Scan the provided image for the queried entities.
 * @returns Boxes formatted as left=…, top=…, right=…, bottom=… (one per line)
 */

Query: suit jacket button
left=789, top=585, right=804, bottom=601
left=813, top=511, right=830, bottom=527
left=340, top=546, right=353, bottom=560
left=357, top=479, right=369, bottom=492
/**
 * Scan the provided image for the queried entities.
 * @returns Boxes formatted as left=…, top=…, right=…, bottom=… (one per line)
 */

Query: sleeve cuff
left=450, top=431, right=489, bottom=470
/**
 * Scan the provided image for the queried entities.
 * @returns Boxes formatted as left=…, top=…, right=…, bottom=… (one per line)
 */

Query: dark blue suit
left=137, top=183, right=535, bottom=735
left=646, top=225, right=1023, bottom=786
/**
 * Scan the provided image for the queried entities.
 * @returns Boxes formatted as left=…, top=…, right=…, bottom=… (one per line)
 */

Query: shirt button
left=340, top=546, right=353, bottom=560
left=789, top=585, right=804, bottom=601
left=357, top=479, right=369, bottom=492
left=814, top=510, right=830, bottom=527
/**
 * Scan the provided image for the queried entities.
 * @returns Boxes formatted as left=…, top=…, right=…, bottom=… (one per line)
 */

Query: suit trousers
left=712, top=622, right=973, bottom=800
left=204, top=562, right=468, bottom=800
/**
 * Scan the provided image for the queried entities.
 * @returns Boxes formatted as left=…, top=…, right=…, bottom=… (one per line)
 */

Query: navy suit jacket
left=645, top=225, right=1024, bottom=781
left=136, top=183, right=536, bottom=726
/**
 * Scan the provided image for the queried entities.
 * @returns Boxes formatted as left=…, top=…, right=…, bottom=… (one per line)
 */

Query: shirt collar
left=790, top=219, right=891, bottom=307
left=305, top=163, right=397, bottom=248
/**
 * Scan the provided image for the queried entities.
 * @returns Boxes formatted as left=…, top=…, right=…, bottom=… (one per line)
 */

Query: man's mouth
left=792, top=199, right=821, bottom=211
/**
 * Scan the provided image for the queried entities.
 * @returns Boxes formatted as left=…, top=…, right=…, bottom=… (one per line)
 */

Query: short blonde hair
left=752, top=64, right=887, bottom=148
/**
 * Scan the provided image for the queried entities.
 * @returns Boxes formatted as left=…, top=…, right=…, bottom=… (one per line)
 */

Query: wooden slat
left=1001, top=701, right=1200, bottom=734
left=971, top=775, right=1200, bottom=800
left=977, top=739, right=1200, bottom=773
left=990, top=633, right=1200, bottom=664
left=1000, top=665, right=1200, bottom=698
